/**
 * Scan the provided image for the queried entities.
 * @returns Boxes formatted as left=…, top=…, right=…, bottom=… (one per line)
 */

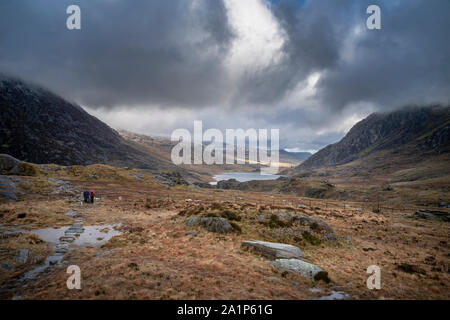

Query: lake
left=210, top=172, right=281, bottom=185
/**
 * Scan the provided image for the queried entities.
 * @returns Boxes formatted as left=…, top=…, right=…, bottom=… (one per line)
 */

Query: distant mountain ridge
left=0, top=75, right=174, bottom=170
left=280, top=150, right=311, bottom=162
left=298, top=105, right=450, bottom=170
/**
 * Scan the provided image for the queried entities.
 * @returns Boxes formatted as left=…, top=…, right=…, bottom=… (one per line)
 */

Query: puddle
left=29, top=224, right=122, bottom=246
left=21, top=254, right=64, bottom=280
left=16, top=223, right=122, bottom=284
left=1, top=205, right=123, bottom=298
left=318, top=290, right=351, bottom=300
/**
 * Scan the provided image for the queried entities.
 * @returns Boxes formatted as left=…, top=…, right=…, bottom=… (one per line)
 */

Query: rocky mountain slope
left=0, top=75, right=178, bottom=171
left=299, top=106, right=450, bottom=171
left=279, top=150, right=311, bottom=163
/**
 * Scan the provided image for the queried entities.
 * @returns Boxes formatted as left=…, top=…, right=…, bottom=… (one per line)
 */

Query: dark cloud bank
left=0, top=0, right=449, bottom=151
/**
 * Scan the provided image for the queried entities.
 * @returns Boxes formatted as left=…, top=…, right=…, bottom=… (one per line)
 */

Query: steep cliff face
left=298, top=106, right=450, bottom=170
left=0, top=75, right=168, bottom=169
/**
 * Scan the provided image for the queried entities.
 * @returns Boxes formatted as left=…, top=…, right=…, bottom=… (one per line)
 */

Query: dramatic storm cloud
left=1, top=0, right=449, bottom=151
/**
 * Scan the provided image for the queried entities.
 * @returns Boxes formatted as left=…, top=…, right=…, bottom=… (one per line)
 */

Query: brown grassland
left=0, top=163, right=449, bottom=300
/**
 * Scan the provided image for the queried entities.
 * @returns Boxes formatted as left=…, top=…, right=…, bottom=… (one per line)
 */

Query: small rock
left=0, top=261, right=14, bottom=271
left=14, top=249, right=30, bottom=264
left=393, top=222, right=408, bottom=227
left=65, top=209, right=77, bottom=217
left=318, top=290, right=351, bottom=300
left=185, top=232, right=198, bottom=237
left=0, top=154, right=20, bottom=175
left=268, top=258, right=330, bottom=282
left=242, top=240, right=303, bottom=259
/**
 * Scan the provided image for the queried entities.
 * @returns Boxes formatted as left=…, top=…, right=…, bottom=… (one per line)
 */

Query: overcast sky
left=1, top=0, right=449, bottom=152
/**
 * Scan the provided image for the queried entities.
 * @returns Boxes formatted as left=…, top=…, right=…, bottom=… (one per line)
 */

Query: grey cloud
left=0, top=0, right=449, bottom=150
left=0, top=0, right=234, bottom=108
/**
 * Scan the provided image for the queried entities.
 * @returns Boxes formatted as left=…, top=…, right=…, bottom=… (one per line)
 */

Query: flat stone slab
left=67, top=227, right=84, bottom=233
left=65, top=209, right=77, bottom=217
left=241, top=240, right=303, bottom=259
left=64, top=231, right=80, bottom=237
left=412, top=210, right=449, bottom=222
left=59, top=236, right=76, bottom=243
left=268, top=258, right=330, bottom=282
left=55, top=247, right=69, bottom=254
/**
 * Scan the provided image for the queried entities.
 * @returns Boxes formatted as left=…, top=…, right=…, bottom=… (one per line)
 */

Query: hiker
left=83, top=190, right=90, bottom=203
left=90, top=190, right=95, bottom=204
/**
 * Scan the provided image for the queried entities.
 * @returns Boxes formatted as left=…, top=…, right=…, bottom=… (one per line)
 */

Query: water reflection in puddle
left=19, top=224, right=122, bottom=282
left=29, top=224, right=122, bottom=246
left=318, top=290, right=351, bottom=300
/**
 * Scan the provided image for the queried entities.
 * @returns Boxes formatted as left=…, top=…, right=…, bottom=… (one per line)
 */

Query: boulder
left=216, top=179, right=241, bottom=190
left=0, top=154, right=20, bottom=175
left=241, top=240, right=303, bottom=259
left=412, top=210, right=449, bottom=222
left=290, top=214, right=337, bottom=241
left=268, top=258, right=330, bottom=282
left=186, top=217, right=234, bottom=233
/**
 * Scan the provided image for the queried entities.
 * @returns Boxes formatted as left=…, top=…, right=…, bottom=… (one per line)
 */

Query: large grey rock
left=186, top=217, right=234, bottom=233
left=268, top=258, right=330, bottom=282
left=412, top=210, right=449, bottom=222
left=241, top=240, right=303, bottom=259
left=0, top=154, right=20, bottom=175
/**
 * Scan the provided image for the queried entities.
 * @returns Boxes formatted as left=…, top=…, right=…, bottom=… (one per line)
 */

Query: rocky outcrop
left=186, top=217, right=234, bottom=233
left=154, top=172, right=189, bottom=187
left=0, top=154, right=20, bottom=175
left=241, top=240, right=303, bottom=259
left=299, top=106, right=450, bottom=170
left=411, top=210, right=449, bottom=222
left=268, top=259, right=330, bottom=283
left=0, top=75, right=178, bottom=171
left=216, top=179, right=242, bottom=190
left=288, top=214, right=337, bottom=241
